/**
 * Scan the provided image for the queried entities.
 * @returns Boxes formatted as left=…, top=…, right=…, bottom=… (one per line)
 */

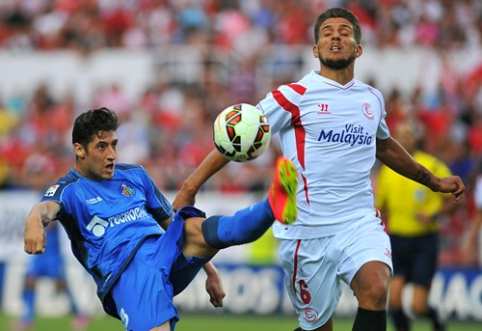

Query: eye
left=97, top=143, right=107, bottom=150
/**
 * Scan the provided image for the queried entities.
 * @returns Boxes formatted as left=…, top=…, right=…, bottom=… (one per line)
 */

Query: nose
left=107, top=145, right=116, bottom=160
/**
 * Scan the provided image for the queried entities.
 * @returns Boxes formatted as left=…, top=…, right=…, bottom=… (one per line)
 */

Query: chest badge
left=121, top=183, right=136, bottom=197
left=362, top=103, right=374, bottom=120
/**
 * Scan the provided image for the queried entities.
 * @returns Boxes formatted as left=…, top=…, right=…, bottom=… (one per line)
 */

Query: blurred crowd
left=1, top=0, right=482, bottom=265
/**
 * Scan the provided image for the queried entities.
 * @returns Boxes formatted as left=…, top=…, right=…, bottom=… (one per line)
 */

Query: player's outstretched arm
left=24, top=201, right=60, bottom=255
left=203, top=261, right=225, bottom=308
left=173, top=149, right=230, bottom=210
left=376, top=137, right=465, bottom=203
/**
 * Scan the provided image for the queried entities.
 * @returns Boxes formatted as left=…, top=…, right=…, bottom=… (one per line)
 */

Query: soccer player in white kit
left=173, top=7, right=465, bottom=331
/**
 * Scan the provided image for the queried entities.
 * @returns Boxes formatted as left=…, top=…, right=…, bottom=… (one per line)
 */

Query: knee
left=352, top=262, right=390, bottom=309
left=358, top=280, right=389, bottom=308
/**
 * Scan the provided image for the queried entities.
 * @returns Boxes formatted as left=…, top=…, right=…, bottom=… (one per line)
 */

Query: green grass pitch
left=0, top=313, right=480, bottom=330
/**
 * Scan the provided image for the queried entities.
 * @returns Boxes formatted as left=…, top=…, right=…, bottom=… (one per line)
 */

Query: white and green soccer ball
left=213, top=103, right=271, bottom=163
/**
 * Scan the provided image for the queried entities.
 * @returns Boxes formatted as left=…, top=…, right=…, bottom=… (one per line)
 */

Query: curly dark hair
left=313, top=7, right=362, bottom=44
left=72, top=107, right=120, bottom=148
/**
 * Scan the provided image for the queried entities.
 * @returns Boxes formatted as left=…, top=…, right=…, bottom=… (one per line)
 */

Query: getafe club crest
left=121, top=183, right=136, bottom=197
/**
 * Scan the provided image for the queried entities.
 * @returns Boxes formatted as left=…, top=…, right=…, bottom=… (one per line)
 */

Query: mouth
left=105, top=163, right=115, bottom=173
left=330, top=45, right=341, bottom=52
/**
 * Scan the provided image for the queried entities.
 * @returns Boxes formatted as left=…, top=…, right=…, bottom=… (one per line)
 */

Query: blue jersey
left=41, top=163, right=173, bottom=303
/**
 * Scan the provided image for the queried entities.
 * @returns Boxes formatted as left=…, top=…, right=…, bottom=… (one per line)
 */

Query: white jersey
left=475, top=174, right=482, bottom=210
left=258, top=71, right=390, bottom=239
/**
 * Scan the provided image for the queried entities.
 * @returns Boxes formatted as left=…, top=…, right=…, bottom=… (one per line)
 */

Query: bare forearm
left=182, top=149, right=230, bottom=194
left=202, top=261, right=217, bottom=275
left=28, top=202, right=58, bottom=227
left=376, top=137, right=438, bottom=190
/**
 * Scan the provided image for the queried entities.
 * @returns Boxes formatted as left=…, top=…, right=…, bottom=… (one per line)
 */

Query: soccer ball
left=213, top=103, right=271, bottom=163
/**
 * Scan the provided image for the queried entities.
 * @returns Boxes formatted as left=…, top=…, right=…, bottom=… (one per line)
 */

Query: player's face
left=74, top=130, right=118, bottom=181
left=313, top=17, right=362, bottom=70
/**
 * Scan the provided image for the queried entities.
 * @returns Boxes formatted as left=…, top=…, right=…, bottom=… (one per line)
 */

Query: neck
left=318, top=63, right=355, bottom=85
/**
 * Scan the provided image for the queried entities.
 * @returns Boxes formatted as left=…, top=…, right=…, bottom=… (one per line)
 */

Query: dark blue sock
left=202, top=198, right=274, bottom=249
left=22, top=288, right=35, bottom=322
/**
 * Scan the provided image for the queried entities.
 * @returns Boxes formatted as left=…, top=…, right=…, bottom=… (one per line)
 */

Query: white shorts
left=278, top=218, right=393, bottom=330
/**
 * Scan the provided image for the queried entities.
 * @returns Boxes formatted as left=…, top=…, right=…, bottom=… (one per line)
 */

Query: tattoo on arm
left=414, top=167, right=431, bottom=186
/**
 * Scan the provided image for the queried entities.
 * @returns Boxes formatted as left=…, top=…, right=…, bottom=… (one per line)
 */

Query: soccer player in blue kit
left=23, top=107, right=299, bottom=331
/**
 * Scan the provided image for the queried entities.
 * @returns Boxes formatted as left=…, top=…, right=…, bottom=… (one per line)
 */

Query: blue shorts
left=26, top=254, right=64, bottom=280
left=390, top=232, right=438, bottom=288
left=109, top=214, right=210, bottom=331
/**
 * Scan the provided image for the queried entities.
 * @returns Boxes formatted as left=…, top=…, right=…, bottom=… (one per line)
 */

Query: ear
left=312, top=44, right=319, bottom=59
left=74, top=143, right=85, bottom=159
left=355, top=44, right=363, bottom=58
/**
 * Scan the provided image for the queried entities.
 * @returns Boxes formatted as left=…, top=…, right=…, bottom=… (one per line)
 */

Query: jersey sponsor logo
left=121, top=183, right=136, bottom=197
left=86, top=196, right=103, bottom=205
left=317, top=103, right=331, bottom=114
left=44, top=185, right=60, bottom=197
left=108, top=206, right=149, bottom=227
left=86, top=216, right=109, bottom=237
left=362, top=103, right=374, bottom=119
left=317, top=124, right=374, bottom=146
left=86, top=206, right=149, bottom=236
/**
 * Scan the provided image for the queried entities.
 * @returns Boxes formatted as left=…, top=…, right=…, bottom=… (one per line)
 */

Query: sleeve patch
left=44, top=185, right=60, bottom=197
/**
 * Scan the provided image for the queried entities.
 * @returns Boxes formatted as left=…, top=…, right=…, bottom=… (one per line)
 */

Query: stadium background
left=0, top=0, right=482, bottom=329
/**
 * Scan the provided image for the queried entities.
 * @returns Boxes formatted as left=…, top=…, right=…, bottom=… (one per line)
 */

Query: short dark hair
left=72, top=107, right=120, bottom=147
left=313, top=7, right=362, bottom=44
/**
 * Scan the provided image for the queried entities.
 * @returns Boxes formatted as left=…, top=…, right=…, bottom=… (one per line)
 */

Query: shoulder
left=274, top=72, right=314, bottom=96
left=115, top=163, right=144, bottom=171
left=358, top=81, right=384, bottom=99
left=115, top=163, right=152, bottom=182
left=42, top=171, right=79, bottom=200
left=115, top=163, right=148, bottom=176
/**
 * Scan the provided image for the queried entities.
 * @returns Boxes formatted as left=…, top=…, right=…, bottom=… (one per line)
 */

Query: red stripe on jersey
left=301, top=173, right=310, bottom=205
left=272, top=90, right=306, bottom=169
left=292, top=239, right=302, bottom=293
left=287, top=83, right=307, bottom=95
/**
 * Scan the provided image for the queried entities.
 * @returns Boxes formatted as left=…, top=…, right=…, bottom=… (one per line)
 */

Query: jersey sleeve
left=257, top=84, right=305, bottom=135
left=41, top=179, right=73, bottom=218
left=140, top=167, right=173, bottom=223
left=369, top=87, right=390, bottom=140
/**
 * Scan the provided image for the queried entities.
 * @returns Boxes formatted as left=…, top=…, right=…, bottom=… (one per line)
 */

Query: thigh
left=339, top=220, right=393, bottom=286
left=182, top=217, right=218, bottom=259
left=111, top=255, right=179, bottom=331
left=279, top=238, right=343, bottom=330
